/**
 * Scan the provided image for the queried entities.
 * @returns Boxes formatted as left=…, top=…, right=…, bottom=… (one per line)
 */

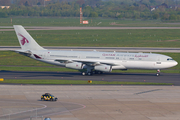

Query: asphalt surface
left=1, top=71, right=180, bottom=85
left=1, top=85, right=180, bottom=120
left=1, top=46, right=180, bottom=53
left=0, top=99, right=84, bottom=120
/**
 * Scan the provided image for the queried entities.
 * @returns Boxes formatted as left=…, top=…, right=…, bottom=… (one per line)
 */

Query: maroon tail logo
left=18, top=33, right=29, bottom=45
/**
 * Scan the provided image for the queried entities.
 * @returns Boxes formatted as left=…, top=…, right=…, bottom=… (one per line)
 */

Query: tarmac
left=0, top=85, right=180, bottom=120
left=0, top=71, right=180, bottom=85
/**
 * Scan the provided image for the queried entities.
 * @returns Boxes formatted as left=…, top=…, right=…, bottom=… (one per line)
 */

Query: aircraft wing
left=55, top=59, right=73, bottom=64
left=54, top=58, right=120, bottom=66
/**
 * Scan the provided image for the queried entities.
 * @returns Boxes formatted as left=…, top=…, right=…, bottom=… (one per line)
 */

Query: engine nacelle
left=65, top=62, right=83, bottom=70
left=94, top=64, right=112, bottom=72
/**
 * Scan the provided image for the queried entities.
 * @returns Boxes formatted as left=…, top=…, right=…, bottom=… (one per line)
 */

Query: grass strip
left=0, top=79, right=173, bottom=85
left=1, top=29, right=180, bottom=47
left=0, top=66, right=78, bottom=72
left=0, top=17, right=179, bottom=27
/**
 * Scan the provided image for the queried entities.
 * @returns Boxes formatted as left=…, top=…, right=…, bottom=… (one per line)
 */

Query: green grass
left=0, top=51, right=179, bottom=74
left=1, top=17, right=180, bottom=27
left=0, top=66, right=78, bottom=72
left=0, top=79, right=173, bottom=85
left=1, top=29, right=180, bottom=47
left=0, top=51, right=53, bottom=66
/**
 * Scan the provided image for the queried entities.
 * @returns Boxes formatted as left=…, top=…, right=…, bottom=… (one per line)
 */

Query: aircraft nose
left=173, top=61, right=178, bottom=66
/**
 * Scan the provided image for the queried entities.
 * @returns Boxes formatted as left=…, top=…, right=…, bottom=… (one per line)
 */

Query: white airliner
left=13, top=25, right=178, bottom=76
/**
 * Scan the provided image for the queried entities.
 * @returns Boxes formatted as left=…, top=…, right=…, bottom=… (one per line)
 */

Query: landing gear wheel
left=82, top=72, right=86, bottom=76
left=156, top=69, right=160, bottom=76
left=87, top=72, right=92, bottom=76
left=97, top=71, right=103, bottom=74
left=156, top=73, right=160, bottom=76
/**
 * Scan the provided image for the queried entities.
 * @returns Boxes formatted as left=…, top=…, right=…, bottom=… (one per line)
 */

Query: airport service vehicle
left=13, top=25, right=178, bottom=76
left=41, top=93, right=57, bottom=101
left=44, top=118, right=51, bottom=120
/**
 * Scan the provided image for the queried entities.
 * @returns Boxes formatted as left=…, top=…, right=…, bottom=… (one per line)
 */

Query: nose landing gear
left=156, top=69, right=160, bottom=76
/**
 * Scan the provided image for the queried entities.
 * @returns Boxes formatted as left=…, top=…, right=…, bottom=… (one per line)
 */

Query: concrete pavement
left=0, top=85, right=180, bottom=120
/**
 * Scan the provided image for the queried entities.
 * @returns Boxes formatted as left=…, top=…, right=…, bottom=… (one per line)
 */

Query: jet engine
left=94, top=64, right=112, bottom=72
left=65, top=62, right=83, bottom=70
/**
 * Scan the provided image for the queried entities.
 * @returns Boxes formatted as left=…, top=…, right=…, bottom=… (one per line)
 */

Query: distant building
left=161, top=3, right=168, bottom=8
left=0, top=6, right=10, bottom=9
left=150, top=6, right=156, bottom=11
left=151, top=7, right=155, bottom=11
left=173, top=5, right=180, bottom=10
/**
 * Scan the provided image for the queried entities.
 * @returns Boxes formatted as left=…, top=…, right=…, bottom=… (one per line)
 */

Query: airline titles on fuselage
left=102, top=53, right=116, bottom=56
left=102, top=53, right=148, bottom=58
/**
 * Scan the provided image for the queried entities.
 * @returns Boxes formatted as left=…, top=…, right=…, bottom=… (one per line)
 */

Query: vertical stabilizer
left=13, top=25, right=45, bottom=50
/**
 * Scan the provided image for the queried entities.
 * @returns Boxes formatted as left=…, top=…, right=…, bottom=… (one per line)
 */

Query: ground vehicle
left=41, top=93, right=57, bottom=101
left=44, top=118, right=51, bottom=120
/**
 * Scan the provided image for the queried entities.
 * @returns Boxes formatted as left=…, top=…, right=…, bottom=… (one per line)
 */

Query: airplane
left=13, top=25, right=178, bottom=76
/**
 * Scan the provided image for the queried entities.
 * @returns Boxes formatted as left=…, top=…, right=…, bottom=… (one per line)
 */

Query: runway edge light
left=0, top=78, right=4, bottom=81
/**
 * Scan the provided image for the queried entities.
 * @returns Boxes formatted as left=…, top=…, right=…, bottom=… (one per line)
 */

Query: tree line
left=1, top=0, right=180, bottom=21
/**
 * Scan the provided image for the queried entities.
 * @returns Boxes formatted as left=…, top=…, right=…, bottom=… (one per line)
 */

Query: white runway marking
left=0, top=100, right=86, bottom=120
left=0, top=101, right=47, bottom=117
left=39, top=101, right=86, bottom=117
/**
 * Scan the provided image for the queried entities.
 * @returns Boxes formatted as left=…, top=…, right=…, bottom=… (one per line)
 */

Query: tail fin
left=13, top=25, right=45, bottom=50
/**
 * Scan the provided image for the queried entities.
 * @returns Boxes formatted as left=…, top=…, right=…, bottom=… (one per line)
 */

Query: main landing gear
left=156, top=69, right=160, bottom=76
left=82, top=72, right=86, bottom=76
left=81, top=66, right=94, bottom=76
left=81, top=71, right=103, bottom=76
left=81, top=72, right=93, bottom=76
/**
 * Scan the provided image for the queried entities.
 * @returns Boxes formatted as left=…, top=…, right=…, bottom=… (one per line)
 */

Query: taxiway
left=0, top=71, right=180, bottom=85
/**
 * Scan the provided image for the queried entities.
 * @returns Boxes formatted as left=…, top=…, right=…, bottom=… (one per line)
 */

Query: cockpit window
left=167, top=58, right=174, bottom=61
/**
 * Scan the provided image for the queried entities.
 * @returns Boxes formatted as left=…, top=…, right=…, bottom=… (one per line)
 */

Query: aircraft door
left=156, top=56, right=161, bottom=66
left=122, top=55, right=127, bottom=62
left=43, top=52, right=49, bottom=59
